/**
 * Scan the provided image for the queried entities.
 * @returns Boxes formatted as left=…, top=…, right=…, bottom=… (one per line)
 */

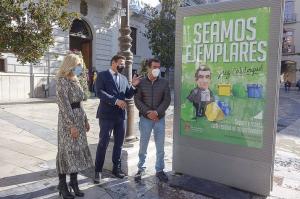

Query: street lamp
left=119, top=0, right=135, bottom=142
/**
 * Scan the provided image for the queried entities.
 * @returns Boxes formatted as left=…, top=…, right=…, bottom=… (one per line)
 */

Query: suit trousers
left=95, top=118, right=126, bottom=172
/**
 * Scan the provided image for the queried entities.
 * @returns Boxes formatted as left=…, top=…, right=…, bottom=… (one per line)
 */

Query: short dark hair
left=111, top=55, right=126, bottom=65
left=147, top=58, right=160, bottom=68
left=195, top=65, right=211, bottom=80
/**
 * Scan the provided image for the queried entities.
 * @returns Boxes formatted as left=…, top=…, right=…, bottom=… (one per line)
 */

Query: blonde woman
left=56, top=53, right=93, bottom=199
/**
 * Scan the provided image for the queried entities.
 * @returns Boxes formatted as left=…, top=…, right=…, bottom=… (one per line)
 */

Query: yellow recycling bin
left=205, top=102, right=225, bottom=122
left=218, top=84, right=231, bottom=96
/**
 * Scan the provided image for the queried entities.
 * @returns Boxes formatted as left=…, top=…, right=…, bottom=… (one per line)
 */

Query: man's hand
left=85, top=121, right=90, bottom=132
left=70, top=127, right=79, bottom=140
left=116, top=99, right=127, bottom=110
left=147, top=111, right=159, bottom=121
left=132, top=74, right=142, bottom=87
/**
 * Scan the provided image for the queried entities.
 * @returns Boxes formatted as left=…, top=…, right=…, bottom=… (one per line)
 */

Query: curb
left=0, top=98, right=56, bottom=105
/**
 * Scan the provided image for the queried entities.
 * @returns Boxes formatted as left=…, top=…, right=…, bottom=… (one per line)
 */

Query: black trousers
left=95, top=118, right=125, bottom=172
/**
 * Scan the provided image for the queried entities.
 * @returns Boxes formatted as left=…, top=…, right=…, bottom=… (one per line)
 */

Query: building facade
left=0, top=0, right=153, bottom=101
left=281, top=0, right=300, bottom=86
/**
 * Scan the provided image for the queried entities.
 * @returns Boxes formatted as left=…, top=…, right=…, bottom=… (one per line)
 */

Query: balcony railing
left=284, top=13, right=297, bottom=23
left=282, top=45, right=295, bottom=54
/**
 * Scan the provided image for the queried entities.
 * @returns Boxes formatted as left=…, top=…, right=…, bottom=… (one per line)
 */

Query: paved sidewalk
left=0, top=89, right=299, bottom=198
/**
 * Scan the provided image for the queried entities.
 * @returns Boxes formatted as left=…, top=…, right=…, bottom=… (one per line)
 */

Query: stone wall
left=130, top=16, right=153, bottom=71
left=0, top=73, right=31, bottom=101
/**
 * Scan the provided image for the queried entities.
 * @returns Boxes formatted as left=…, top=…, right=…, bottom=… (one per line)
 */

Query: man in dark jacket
left=134, top=58, right=171, bottom=183
left=94, top=55, right=140, bottom=183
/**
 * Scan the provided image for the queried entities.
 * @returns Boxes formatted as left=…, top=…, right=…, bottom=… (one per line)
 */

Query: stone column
left=118, top=0, right=136, bottom=142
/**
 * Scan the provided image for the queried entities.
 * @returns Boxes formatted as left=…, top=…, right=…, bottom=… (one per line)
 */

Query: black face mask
left=117, top=65, right=125, bottom=73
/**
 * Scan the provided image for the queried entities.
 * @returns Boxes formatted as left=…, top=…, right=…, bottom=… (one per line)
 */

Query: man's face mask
left=151, top=68, right=160, bottom=78
left=117, top=64, right=125, bottom=73
left=73, top=64, right=83, bottom=76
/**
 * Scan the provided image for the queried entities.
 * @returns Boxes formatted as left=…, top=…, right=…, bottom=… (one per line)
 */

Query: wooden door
left=81, top=41, right=92, bottom=90
left=81, top=41, right=91, bottom=69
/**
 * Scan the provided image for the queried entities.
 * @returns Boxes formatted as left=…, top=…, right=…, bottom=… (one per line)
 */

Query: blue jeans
left=137, top=116, right=165, bottom=172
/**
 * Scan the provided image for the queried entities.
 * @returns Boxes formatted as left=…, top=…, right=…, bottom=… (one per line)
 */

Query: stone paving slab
left=0, top=162, right=31, bottom=182
left=277, top=89, right=300, bottom=131
left=0, top=109, right=57, bottom=146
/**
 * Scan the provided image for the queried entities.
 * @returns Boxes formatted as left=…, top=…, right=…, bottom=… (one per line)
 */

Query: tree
left=143, top=0, right=182, bottom=69
left=137, top=58, right=148, bottom=77
left=0, top=0, right=78, bottom=64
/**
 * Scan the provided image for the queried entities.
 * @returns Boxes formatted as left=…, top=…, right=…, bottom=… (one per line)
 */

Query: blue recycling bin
left=217, top=101, right=230, bottom=116
left=247, top=84, right=263, bottom=98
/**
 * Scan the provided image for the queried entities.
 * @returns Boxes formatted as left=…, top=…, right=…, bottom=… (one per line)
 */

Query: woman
left=56, top=53, right=93, bottom=199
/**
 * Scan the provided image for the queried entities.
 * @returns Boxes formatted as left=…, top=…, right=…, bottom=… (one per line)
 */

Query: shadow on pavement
left=0, top=178, right=91, bottom=199
left=169, top=173, right=266, bottom=199
left=0, top=169, right=57, bottom=188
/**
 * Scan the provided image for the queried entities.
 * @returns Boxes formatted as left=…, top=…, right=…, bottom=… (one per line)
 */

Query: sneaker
left=94, top=172, right=101, bottom=184
left=156, top=171, right=168, bottom=182
left=134, top=170, right=144, bottom=182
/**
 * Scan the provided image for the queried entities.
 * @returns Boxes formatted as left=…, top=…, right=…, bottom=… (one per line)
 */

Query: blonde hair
left=56, top=53, right=81, bottom=78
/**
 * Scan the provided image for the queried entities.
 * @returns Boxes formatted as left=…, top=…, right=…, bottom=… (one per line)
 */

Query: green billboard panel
left=180, top=7, right=271, bottom=148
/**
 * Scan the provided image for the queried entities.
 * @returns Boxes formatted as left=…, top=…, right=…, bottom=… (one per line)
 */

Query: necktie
left=114, top=73, right=119, bottom=89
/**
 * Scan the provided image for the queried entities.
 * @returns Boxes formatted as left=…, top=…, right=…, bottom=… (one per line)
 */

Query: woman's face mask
left=73, top=64, right=83, bottom=76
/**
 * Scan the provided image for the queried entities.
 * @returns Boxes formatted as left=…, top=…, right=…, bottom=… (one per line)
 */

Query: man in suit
left=94, top=55, right=141, bottom=183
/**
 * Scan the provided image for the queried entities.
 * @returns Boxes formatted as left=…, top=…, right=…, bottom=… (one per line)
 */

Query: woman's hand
left=70, top=127, right=79, bottom=140
left=85, top=121, right=90, bottom=132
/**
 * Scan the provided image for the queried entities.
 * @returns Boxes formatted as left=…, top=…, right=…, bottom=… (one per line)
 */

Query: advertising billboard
left=180, top=7, right=271, bottom=148
left=173, top=0, right=283, bottom=196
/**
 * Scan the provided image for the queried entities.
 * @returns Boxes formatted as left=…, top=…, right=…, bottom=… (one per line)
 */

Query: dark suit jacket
left=187, top=87, right=215, bottom=117
left=95, top=70, right=135, bottom=120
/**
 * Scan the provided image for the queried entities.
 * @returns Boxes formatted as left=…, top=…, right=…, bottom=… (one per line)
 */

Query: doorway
left=69, top=19, right=93, bottom=91
left=281, top=60, right=297, bottom=85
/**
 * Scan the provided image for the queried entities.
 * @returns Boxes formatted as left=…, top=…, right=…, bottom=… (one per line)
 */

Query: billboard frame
left=173, top=0, right=283, bottom=195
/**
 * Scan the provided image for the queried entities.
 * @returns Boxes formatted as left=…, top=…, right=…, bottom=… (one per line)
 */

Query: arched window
left=69, top=19, right=92, bottom=40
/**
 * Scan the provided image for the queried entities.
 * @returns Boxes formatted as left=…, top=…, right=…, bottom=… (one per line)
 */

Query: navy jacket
left=95, top=70, right=135, bottom=120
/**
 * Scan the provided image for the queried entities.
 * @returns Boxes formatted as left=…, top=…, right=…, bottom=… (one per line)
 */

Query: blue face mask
left=73, top=65, right=83, bottom=76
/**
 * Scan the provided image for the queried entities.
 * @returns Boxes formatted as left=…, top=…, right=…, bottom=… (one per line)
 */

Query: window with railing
left=130, top=27, right=137, bottom=55
left=282, top=30, right=295, bottom=54
left=284, top=0, right=297, bottom=23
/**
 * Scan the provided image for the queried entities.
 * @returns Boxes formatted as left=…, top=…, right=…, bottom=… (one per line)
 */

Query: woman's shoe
left=58, top=190, right=74, bottom=199
left=69, top=173, right=84, bottom=197
left=58, top=174, right=74, bottom=199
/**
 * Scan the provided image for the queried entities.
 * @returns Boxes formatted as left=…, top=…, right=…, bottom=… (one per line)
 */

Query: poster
left=180, top=7, right=271, bottom=148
